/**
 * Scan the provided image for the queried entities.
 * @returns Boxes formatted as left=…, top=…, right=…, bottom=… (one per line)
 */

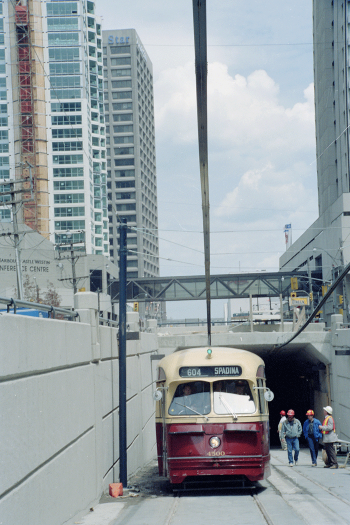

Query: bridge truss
left=108, top=271, right=314, bottom=303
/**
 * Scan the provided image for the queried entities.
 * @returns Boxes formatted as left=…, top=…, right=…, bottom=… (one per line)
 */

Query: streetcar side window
left=168, top=381, right=211, bottom=416
left=257, top=378, right=266, bottom=414
left=213, top=379, right=255, bottom=415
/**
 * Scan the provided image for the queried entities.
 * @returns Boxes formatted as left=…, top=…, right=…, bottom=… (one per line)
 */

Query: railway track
left=93, top=453, right=350, bottom=525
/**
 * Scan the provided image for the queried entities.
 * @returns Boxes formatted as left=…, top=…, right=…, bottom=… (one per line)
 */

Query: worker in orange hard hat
left=281, top=410, right=302, bottom=466
left=303, top=410, right=322, bottom=466
left=278, top=411, right=287, bottom=450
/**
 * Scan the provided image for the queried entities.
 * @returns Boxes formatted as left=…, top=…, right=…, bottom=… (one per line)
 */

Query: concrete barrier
left=0, top=293, right=160, bottom=525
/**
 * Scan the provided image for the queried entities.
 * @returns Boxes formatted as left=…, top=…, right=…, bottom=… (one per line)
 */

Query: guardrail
left=0, top=296, right=79, bottom=320
left=98, top=316, right=118, bottom=327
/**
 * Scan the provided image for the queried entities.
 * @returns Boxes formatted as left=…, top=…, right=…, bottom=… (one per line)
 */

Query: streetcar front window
left=213, top=379, right=255, bottom=415
left=169, top=381, right=210, bottom=416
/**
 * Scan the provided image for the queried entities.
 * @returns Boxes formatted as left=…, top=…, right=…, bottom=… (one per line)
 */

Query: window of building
left=47, top=17, right=79, bottom=31
left=53, top=154, right=84, bottom=165
left=113, top=135, right=134, bottom=144
left=53, top=167, right=84, bottom=178
left=49, top=62, right=80, bottom=75
left=52, top=115, right=82, bottom=126
left=55, top=220, right=85, bottom=230
left=116, top=192, right=135, bottom=200
left=54, top=194, right=84, bottom=204
left=54, top=180, right=84, bottom=191
left=116, top=203, right=136, bottom=211
left=114, top=147, right=134, bottom=155
left=111, top=68, right=131, bottom=77
left=51, top=102, right=81, bottom=112
left=113, top=113, right=132, bottom=122
left=52, top=128, right=82, bottom=139
left=114, top=159, right=134, bottom=167
left=53, top=141, right=83, bottom=152
left=49, top=48, right=80, bottom=61
left=115, top=180, right=135, bottom=189
left=112, top=102, right=132, bottom=111
left=47, top=3, right=78, bottom=16
left=48, top=33, right=79, bottom=47
left=54, top=206, right=85, bottom=217
left=110, top=45, right=131, bottom=54
left=113, top=124, right=133, bottom=133
left=51, top=88, right=81, bottom=99
left=115, top=169, right=135, bottom=178
left=110, top=57, right=131, bottom=66
left=111, top=80, right=132, bottom=88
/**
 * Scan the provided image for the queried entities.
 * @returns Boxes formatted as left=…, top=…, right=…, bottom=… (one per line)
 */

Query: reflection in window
left=169, top=381, right=210, bottom=416
left=213, top=380, right=255, bottom=415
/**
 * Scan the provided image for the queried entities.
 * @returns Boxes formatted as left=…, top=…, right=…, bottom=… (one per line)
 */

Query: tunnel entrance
left=263, top=351, right=327, bottom=447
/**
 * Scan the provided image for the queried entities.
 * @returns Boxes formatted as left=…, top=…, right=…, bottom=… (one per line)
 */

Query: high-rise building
left=103, top=29, right=159, bottom=278
left=1, top=0, right=109, bottom=255
left=313, top=0, right=350, bottom=215
left=280, top=0, right=350, bottom=324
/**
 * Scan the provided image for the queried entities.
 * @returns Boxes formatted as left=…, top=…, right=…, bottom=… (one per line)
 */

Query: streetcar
left=153, top=346, right=273, bottom=484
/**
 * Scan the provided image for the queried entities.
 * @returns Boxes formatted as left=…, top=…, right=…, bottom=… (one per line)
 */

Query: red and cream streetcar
left=154, top=346, right=273, bottom=484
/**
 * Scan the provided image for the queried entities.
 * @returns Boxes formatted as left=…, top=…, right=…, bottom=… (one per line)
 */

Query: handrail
left=0, top=296, right=79, bottom=320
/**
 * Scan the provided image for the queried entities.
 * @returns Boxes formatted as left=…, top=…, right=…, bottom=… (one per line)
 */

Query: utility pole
left=12, top=190, right=24, bottom=299
left=0, top=176, right=34, bottom=299
left=70, top=239, right=78, bottom=294
left=55, top=231, right=86, bottom=299
left=118, top=218, right=127, bottom=487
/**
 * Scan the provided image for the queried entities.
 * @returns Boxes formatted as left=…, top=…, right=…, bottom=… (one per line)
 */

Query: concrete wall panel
left=0, top=430, right=97, bottom=525
left=126, top=355, right=142, bottom=400
left=141, top=384, right=155, bottom=429
left=126, top=395, right=141, bottom=447
left=139, top=353, right=153, bottom=390
left=0, top=314, right=90, bottom=377
left=0, top=366, right=94, bottom=495
left=142, top=416, right=157, bottom=465
left=99, top=360, right=113, bottom=416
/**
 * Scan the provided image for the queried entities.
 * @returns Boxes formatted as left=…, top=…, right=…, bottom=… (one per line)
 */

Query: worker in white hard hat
left=319, top=406, right=339, bottom=469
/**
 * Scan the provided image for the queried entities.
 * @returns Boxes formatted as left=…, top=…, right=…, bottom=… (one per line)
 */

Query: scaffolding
left=9, top=0, right=49, bottom=238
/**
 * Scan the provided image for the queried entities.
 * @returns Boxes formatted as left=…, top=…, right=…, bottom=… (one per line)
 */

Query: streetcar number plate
left=179, top=366, right=242, bottom=378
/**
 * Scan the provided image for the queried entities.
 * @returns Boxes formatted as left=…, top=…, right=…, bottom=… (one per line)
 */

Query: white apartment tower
left=103, top=29, right=159, bottom=278
left=1, top=0, right=108, bottom=255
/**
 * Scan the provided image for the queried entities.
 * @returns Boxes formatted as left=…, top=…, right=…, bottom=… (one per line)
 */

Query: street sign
left=289, top=296, right=309, bottom=306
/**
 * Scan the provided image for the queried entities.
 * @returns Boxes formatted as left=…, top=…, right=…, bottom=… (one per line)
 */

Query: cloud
left=155, top=62, right=315, bottom=155
left=155, top=62, right=318, bottom=279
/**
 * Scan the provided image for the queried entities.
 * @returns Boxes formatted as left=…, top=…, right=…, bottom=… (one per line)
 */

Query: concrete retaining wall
left=0, top=293, right=159, bottom=525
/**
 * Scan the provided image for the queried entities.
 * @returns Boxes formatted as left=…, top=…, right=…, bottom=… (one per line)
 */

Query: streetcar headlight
left=209, top=436, right=221, bottom=448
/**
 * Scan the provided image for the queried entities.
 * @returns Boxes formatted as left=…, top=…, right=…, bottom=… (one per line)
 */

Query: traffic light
left=309, top=292, right=313, bottom=302
left=322, top=285, right=328, bottom=296
left=339, top=295, right=343, bottom=305
left=291, top=292, right=297, bottom=298
left=291, top=277, right=298, bottom=290
left=133, top=302, right=139, bottom=312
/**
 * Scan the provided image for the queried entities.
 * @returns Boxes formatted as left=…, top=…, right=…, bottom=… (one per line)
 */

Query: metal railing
left=0, top=296, right=79, bottom=320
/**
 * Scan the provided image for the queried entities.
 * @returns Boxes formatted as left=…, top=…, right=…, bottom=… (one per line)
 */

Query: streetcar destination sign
left=179, top=366, right=242, bottom=378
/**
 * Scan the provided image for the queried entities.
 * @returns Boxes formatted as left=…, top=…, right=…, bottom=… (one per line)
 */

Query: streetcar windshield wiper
left=175, top=402, right=209, bottom=421
left=219, top=394, right=237, bottom=420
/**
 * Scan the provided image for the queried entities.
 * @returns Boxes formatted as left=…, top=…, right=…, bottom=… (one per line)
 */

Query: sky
left=96, top=1, right=318, bottom=318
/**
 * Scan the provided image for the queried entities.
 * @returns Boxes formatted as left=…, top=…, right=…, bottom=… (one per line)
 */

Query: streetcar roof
left=157, top=347, right=265, bottom=383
